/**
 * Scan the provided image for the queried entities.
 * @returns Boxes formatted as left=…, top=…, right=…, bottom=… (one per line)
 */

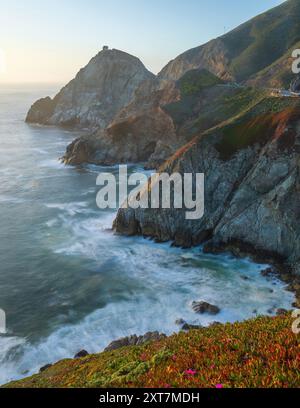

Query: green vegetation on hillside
left=214, top=97, right=300, bottom=160
left=227, top=0, right=300, bottom=81
left=4, top=314, right=299, bottom=388
left=247, top=40, right=300, bottom=88
left=164, top=83, right=267, bottom=138
left=179, top=69, right=223, bottom=96
left=160, top=0, right=300, bottom=88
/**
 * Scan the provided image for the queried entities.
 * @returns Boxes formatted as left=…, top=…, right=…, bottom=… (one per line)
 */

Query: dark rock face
left=26, top=49, right=154, bottom=129
left=74, top=350, right=89, bottom=359
left=276, top=309, right=288, bottom=316
left=175, top=319, right=203, bottom=331
left=181, top=323, right=203, bottom=331
left=114, top=99, right=300, bottom=278
left=104, top=332, right=166, bottom=352
left=39, top=364, right=52, bottom=373
left=26, top=97, right=56, bottom=124
left=192, top=302, right=220, bottom=315
left=261, top=268, right=275, bottom=277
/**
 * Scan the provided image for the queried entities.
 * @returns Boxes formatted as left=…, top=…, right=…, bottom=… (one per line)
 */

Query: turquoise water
left=0, top=85, right=294, bottom=384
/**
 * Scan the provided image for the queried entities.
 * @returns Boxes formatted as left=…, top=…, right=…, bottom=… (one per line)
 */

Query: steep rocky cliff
left=159, top=0, right=300, bottom=88
left=114, top=96, right=300, bottom=275
left=62, top=70, right=268, bottom=167
left=61, top=78, right=180, bottom=167
left=26, top=48, right=154, bottom=129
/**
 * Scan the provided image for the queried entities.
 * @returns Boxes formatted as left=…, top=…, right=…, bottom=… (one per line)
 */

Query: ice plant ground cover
left=4, top=314, right=299, bottom=388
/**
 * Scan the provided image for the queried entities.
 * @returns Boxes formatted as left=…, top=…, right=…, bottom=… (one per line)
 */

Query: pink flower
left=172, top=355, right=177, bottom=361
left=184, top=369, right=197, bottom=376
left=210, top=364, right=215, bottom=369
left=216, top=384, right=223, bottom=389
left=140, top=353, right=147, bottom=361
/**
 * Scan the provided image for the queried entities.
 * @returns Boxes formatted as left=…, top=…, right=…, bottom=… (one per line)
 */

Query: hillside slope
left=159, top=0, right=300, bottom=88
left=4, top=315, right=299, bottom=388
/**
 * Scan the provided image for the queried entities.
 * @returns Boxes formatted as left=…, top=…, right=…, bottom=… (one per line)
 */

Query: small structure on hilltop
left=103, top=45, right=109, bottom=51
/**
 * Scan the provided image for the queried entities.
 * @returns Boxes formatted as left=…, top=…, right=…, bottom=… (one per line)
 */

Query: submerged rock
left=192, top=301, right=221, bottom=315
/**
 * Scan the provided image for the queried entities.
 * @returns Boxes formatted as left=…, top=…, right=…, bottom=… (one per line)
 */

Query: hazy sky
left=0, top=0, right=284, bottom=84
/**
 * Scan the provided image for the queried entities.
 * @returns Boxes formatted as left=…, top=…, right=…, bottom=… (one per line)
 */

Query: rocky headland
left=26, top=47, right=154, bottom=129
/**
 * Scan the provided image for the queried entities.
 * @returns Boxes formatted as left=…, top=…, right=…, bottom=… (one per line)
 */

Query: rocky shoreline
left=33, top=250, right=298, bottom=378
left=202, top=240, right=300, bottom=309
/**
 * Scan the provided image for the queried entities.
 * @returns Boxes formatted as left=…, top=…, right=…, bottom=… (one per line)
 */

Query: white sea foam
left=39, top=159, right=66, bottom=169
left=0, top=195, right=26, bottom=204
left=45, top=202, right=90, bottom=216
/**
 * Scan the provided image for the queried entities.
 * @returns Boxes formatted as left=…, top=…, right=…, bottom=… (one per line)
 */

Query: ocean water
left=0, top=84, right=295, bottom=385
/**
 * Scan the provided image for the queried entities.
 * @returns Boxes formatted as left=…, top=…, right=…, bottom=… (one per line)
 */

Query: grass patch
left=4, top=314, right=300, bottom=388
left=214, top=101, right=300, bottom=160
left=179, top=69, right=223, bottom=96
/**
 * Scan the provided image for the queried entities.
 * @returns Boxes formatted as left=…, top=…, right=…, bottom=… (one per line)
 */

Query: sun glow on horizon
left=0, top=49, right=7, bottom=76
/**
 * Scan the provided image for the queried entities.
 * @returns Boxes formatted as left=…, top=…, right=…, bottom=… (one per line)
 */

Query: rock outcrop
left=192, top=302, right=220, bottom=315
left=26, top=48, right=154, bottom=129
left=104, top=332, right=166, bottom=352
left=114, top=96, right=300, bottom=275
left=61, top=78, right=180, bottom=167
left=74, top=350, right=89, bottom=359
